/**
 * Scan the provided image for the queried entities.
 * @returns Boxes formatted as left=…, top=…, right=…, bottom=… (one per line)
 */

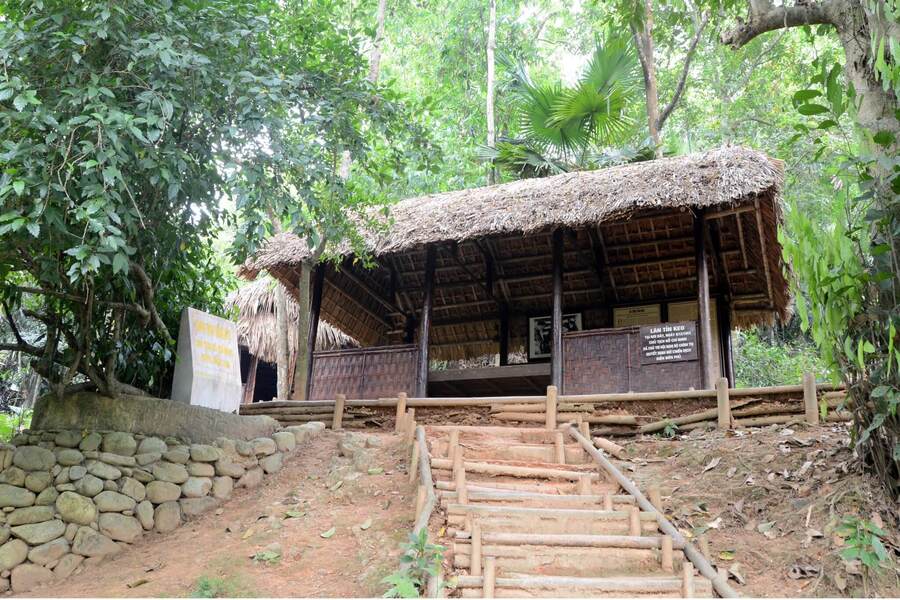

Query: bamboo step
left=455, top=573, right=712, bottom=598
left=439, top=490, right=635, bottom=509
left=430, top=458, right=601, bottom=480
left=451, top=543, right=681, bottom=575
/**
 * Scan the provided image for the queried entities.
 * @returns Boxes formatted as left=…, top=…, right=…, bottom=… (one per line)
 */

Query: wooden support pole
left=404, top=410, right=416, bottom=445
left=577, top=475, right=591, bottom=496
left=471, top=522, right=483, bottom=576
left=416, top=245, right=437, bottom=398
left=694, top=210, right=715, bottom=389
left=579, top=421, right=590, bottom=439
left=682, top=561, right=695, bottom=598
left=629, top=506, right=641, bottom=536
left=661, top=535, right=674, bottom=572
left=551, top=228, right=564, bottom=388
left=498, top=302, right=509, bottom=367
left=409, top=442, right=420, bottom=484
left=332, top=393, right=346, bottom=430
left=448, top=428, right=460, bottom=462
left=592, top=437, right=626, bottom=460
left=301, top=265, right=325, bottom=401
left=716, top=377, right=730, bottom=430
left=483, top=556, right=496, bottom=598
left=803, top=372, right=819, bottom=425
left=718, top=299, right=735, bottom=384
left=242, top=355, right=259, bottom=405
left=454, top=450, right=468, bottom=505
left=603, top=492, right=613, bottom=511
left=415, top=484, right=426, bottom=521
left=395, top=393, right=407, bottom=433
left=546, top=386, right=558, bottom=430
left=553, top=432, right=566, bottom=465
left=649, top=485, right=663, bottom=511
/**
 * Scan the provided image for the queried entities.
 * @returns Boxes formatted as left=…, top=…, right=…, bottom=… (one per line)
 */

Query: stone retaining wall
left=0, top=422, right=325, bottom=593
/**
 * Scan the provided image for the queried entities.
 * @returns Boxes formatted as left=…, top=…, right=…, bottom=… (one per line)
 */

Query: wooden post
left=682, top=561, right=694, bottom=598
left=471, top=522, right=483, bottom=576
left=242, top=355, right=259, bottom=405
left=416, top=245, right=437, bottom=398
left=301, top=266, right=325, bottom=401
left=551, top=229, right=564, bottom=389
left=546, top=385, right=558, bottom=430
left=629, top=506, right=641, bottom=536
left=395, top=393, right=407, bottom=433
left=803, top=372, right=819, bottom=425
left=694, top=210, right=715, bottom=389
left=448, top=428, right=460, bottom=463
left=414, top=484, right=426, bottom=521
left=553, top=432, right=566, bottom=464
left=332, top=393, right=346, bottom=430
left=409, top=442, right=420, bottom=484
left=404, top=410, right=416, bottom=445
left=661, top=535, right=674, bottom=572
left=483, top=556, right=496, bottom=598
left=579, top=420, right=590, bottom=439
left=649, top=485, right=663, bottom=511
left=718, top=299, right=735, bottom=385
left=698, top=534, right=711, bottom=561
left=603, top=492, right=613, bottom=511
left=454, top=449, right=468, bottom=505
left=716, top=377, right=730, bottom=430
left=498, top=302, right=509, bottom=367
left=577, top=475, right=591, bottom=496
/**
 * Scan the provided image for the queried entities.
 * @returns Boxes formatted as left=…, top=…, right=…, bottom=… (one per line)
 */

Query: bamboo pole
left=409, top=442, right=420, bottom=484
left=395, top=393, right=407, bottom=433
left=649, top=485, right=663, bottom=511
left=454, top=532, right=685, bottom=549
left=454, top=450, right=468, bottom=505
left=716, top=377, right=730, bottom=430
left=448, top=428, right=459, bottom=463
left=592, top=437, right=626, bottom=460
left=471, top=522, right=482, bottom=576
left=554, top=432, right=566, bottom=465
left=415, top=484, right=426, bottom=521
left=482, top=556, right=496, bottom=598
left=629, top=506, right=641, bottom=536
left=332, top=393, right=346, bottom=430
left=803, top=372, right=819, bottom=425
left=682, top=562, right=694, bottom=598
left=661, top=535, right=674, bottom=572
left=431, top=459, right=600, bottom=481
left=577, top=475, right=591, bottom=496
left=546, top=386, right=558, bottom=430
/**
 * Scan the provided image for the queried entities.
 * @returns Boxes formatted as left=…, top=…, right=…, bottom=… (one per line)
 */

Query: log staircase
left=421, top=424, right=724, bottom=598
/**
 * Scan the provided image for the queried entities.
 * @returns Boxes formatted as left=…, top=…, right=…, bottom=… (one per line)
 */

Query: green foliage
left=383, top=529, right=445, bottom=598
left=190, top=575, right=254, bottom=598
left=733, top=329, right=825, bottom=388
left=835, top=516, right=892, bottom=572
left=662, top=421, right=679, bottom=439
left=0, top=410, right=31, bottom=442
left=251, top=549, right=281, bottom=566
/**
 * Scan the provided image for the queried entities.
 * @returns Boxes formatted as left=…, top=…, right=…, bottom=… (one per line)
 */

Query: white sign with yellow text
left=170, top=308, right=241, bottom=413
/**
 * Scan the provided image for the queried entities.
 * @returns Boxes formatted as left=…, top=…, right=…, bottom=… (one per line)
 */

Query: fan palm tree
left=480, top=32, right=649, bottom=179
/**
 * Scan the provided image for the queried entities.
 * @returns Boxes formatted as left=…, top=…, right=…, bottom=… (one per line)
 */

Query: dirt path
left=18, top=431, right=413, bottom=598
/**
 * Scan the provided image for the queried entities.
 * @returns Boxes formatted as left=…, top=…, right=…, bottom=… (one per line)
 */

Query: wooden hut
left=240, top=147, right=789, bottom=400
left=226, top=279, right=358, bottom=402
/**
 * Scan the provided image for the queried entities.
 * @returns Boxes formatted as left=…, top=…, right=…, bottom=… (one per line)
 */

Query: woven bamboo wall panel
left=310, top=345, right=416, bottom=400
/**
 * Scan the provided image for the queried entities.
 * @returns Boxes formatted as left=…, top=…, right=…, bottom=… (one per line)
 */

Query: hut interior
left=240, top=147, right=790, bottom=400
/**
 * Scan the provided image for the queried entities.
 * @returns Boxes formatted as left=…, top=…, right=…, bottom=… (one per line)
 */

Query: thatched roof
left=226, top=279, right=358, bottom=364
left=239, top=146, right=789, bottom=359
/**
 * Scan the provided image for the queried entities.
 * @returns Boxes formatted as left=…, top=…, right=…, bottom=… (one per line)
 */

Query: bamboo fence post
left=577, top=475, right=591, bottom=496
left=649, top=485, right=663, bottom=511
left=545, top=385, right=558, bottom=430
left=553, top=432, right=566, bottom=464
left=409, top=442, right=420, bottom=484
left=603, top=492, right=613, bottom=511
left=404, top=411, right=416, bottom=445
left=579, top=420, right=590, bottom=439
left=716, top=377, right=731, bottom=430
left=483, top=556, right=496, bottom=598
left=682, top=562, right=695, bottom=598
left=629, top=506, right=641, bottom=536
left=414, top=484, right=427, bottom=522
left=448, top=428, right=460, bottom=462
left=803, top=372, right=819, bottom=425
left=661, top=534, right=674, bottom=572
left=454, top=449, right=468, bottom=505
left=332, top=393, right=346, bottom=430
left=395, top=392, right=407, bottom=433
left=471, top=522, right=483, bottom=576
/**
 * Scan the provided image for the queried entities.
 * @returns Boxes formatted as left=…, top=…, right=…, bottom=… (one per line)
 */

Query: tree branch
left=658, top=11, right=710, bottom=132
left=720, top=2, right=835, bottom=48
left=1, top=301, right=40, bottom=355
left=129, top=262, right=173, bottom=344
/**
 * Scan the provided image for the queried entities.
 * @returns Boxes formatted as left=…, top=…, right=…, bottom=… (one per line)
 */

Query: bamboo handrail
left=398, top=425, right=441, bottom=597
left=566, top=425, right=739, bottom=598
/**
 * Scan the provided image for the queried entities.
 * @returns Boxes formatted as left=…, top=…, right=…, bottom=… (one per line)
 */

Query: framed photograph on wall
left=528, top=313, right=582, bottom=360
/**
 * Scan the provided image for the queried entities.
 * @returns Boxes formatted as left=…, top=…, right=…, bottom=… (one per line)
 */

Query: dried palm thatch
left=226, top=278, right=357, bottom=364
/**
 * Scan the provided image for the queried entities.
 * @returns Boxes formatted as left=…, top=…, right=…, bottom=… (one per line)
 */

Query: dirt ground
left=627, top=422, right=900, bottom=598
left=18, top=431, right=414, bottom=598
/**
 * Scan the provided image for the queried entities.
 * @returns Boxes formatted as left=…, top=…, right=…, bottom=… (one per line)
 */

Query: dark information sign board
left=639, top=321, right=698, bottom=364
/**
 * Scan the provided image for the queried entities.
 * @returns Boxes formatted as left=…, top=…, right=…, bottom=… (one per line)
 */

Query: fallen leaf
left=719, top=549, right=736, bottom=561
left=728, top=562, right=746, bottom=585
left=242, top=528, right=255, bottom=540
left=726, top=466, right=737, bottom=478
left=359, top=518, right=372, bottom=530
left=284, top=510, right=304, bottom=519
left=833, top=572, right=847, bottom=591
left=367, top=467, right=384, bottom=475
left=757, top=521, right=777, bottom=539
left=702, top=457, right=721, bottom=473
left=707, top=517, right=723, bottom=529
left=329, top=481, right=343, bottom=491
left=320, top=527, right=336, bottom=539
left=126, top=579, right=148, bottom=589
left=143, top=562, right=164, bottom=573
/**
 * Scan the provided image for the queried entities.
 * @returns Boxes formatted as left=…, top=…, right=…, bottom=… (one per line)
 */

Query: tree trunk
left=275, top=283, right=290, bottom=400
left=486, top=0, right=498, bottom=184
left=632, top=0, right=661, bottom=157
left=291, top=263, right=312, bottom=400
left=369, top=0, right=388, bottom=84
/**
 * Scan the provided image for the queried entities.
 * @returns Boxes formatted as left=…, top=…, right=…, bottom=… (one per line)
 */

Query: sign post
left=170, top=308, right=242, bottom=413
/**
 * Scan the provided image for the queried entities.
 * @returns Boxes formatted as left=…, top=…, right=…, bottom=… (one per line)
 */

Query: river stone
left=153, top=502, right=181, bottom=533
left=74, top=474, right=103, bottom=497
left=189, top=444, right=221, bottom=463
left=103, top=480, right=117, bottom=492
left=163, top=446, right=190, bottom=464
left=35, top=486, right=58, bottom=507
left=0, top=467, right=26, bottom=486
left=98, top=452, right=136, bottom=467
left=53, top=467, right=70, bottom=486
left=283, top=426, right=309, bottom=445
left=13, top=446, right=55, bottom=472
left=135, top=453, right=161, bottom=467
left=119, top=478, right=146, bottom=502
left=250, top=438, right=276, bottom=457
left=135, top=501, right=153, bottom=530
left=146, top=481, right=181, bottom=504
left=259, top=452, right=283, bottom=475
left=152, top=462, right=189, bottom=484
left=98, top=513, right=142, bottom=543
left=179, top=497, right=218, bottom=518
left=100, top=432, right=136, bottom=457
left=11, top=519, right=65, bottom=545
left=78, top=433, right=101, bottom=452
left=305, top=421, right=326, bottom=433
left=272, top=431, right=296, bottom=452
left=0, top=444, right=13, bottom=470
left=54, top=431, right=82, bottom=448
left=64, top=523, right=77, bottom=541
left=27, top=537, right=68, bottom=566
left=11, top=563, right=53, bottom=593
left=0, top=484, right=35, bottom=508
left=72, top=526, right=119, bottom=557
left=214, top=437, right=236, bottom=455
left=214, top=459, right=245, bottom=478
left=0, top=539, right=28, bottom=570
left=68, top=465, right=86, bottom=481
left=136, top=437, right=167, bottom=455
left=94, top=491, right=135, bottom=512
left=86, top=461, right=120, bottom=481
left=180, top=477, right=212, bottom=498
left=132, top=468, right=154, bottom=483
left=187, top=462, right=215, bottom=477
left=236, top=467, right=263, bottom=489
left=24, top=471, right=52, bottom=493
left=55, top=483, right=76, bottom=492
left=235, top=440, right=253, bottom=457
left=56, top=492, right=96, bottom=525
left=7, top=506, right=53, bottom=526
left=0, top=526, right=9, bottom=544
left=53, top=553, right=83, bottom=579
left=55, top=448, right=84, bottom=467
